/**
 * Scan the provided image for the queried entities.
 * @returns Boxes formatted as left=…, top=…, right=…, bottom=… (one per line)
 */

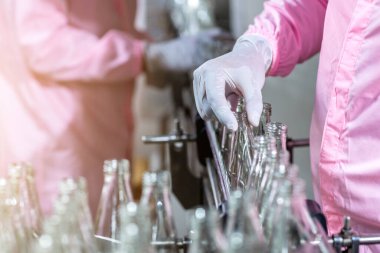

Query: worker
left=193, top=0, right=380, bottom=252
left=0, top=0, right=220, bottom=216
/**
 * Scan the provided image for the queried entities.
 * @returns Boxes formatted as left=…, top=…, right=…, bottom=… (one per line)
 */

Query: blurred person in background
left=0, top=0, right=221, bottom=216
left=132, top=0, right=232, bottom=192
left=193, top=0, right=380, bottom=252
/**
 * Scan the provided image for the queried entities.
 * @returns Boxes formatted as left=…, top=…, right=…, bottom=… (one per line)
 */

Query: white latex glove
left=144, top=28, right=231, bottom=74
left=193, top=34, right=273, bottom=131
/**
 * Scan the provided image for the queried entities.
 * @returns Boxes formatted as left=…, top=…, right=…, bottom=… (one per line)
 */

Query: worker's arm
left=14, top=0, right=144, bottom=83
left=193, top=0, right=328, bottom=129
left=247, top=0, right=328, bottom=76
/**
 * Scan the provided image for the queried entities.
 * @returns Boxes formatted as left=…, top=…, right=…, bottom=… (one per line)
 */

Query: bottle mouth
left=103, top=159, right=130, bottom=174
left=266, top=122, right=288, bottom=136
left=142, top=170, right=171, bottom=187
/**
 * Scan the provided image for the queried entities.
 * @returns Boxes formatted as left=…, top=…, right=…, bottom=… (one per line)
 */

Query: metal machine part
left=286, top=138, right=310, bottom=163
left=142, top=119, right=202, bottom=209
left=95, top=217, right=380, bottom=253
left=95, top=235, right=191, bottom=252
left=330, top=217, right=380, bottom=253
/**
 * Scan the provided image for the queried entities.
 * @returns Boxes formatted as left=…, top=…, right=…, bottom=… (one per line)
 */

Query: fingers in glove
left=193, top=67, right=208, bottom=119
left=235, top=70, right=265, bottom=127
left=204, top=71, right=238, bottom=131
left=245, top=89, right=263, bottom=127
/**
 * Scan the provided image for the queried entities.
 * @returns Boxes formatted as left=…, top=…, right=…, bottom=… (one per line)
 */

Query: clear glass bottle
left=95, top=159, right=134, bottom=239
left=259, top=151, right=289, bottom=210
left=139, top=170, right=178, bottom=253
left=75, top=178, right=99, bottom=253
left=267, top=122, right=288, bottom=152
left=224, top=190, right=267, bottom=252
left=267, top=179, right=334, bottom=253
left=7, top=166, right=34, bottom=252
left=188, top=208, right=227, bottom=253
left=255, top=148, right=278, bottom=208
left=119, top=202, right=156, bottom=253
left=290, top=179, right=334, bottom=253
left=57, top=177, right=100, bottom=253
left=227, top=99, right=255, bottom=190
left=252, top=102, right=272, bottom=136
left=8, top=162, right=43, bottom=238
left=55, top=195, right=85, bottom=253
left=0, top=178, right=21, bottom=253
left=32, top=214, right=61, bottom=253
left=245, top=136, right=276, bottom=193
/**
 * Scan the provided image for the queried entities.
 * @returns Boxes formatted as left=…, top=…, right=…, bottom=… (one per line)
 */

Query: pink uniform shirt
left=0, top=0, right=144, bottom=215
left=247, top=0, right=380, bottom=251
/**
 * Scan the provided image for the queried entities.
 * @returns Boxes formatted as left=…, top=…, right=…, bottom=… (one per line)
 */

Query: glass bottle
left=119, top=202, right=156, bottom=253
left=259, top=151, right=290, bottom=214
left=252, top=102, right=272, bottom=136
left=8, top=162, right=43, bottom=238
left=55, top=194, right=85, bottom=253
left=267, top=179, right=334, bottom=253
left=95, top=159, right=134, bottom=239
left=0, top=178, right=21, bottom=253
left=57, top=177, right=100, bottom=253
left=290, top=179, right=334, bottom=253
left=255, top=148, right=278, bottom=208
left=224, top=190, right=267, bottom=252
left=32, top=215, right=61, bottom=253
left=227, top=99, right=255, bottom=190
left=245, top=136, right=276, bottom=193
left=139, top=170, right=178, bottom=253
left=7, top=166, right=34, bottom=252
left=188, top=208, right=227, bottom=253
left=267, top=122, right=288, bottom=152
left=75, top=178, right=99, bottom=253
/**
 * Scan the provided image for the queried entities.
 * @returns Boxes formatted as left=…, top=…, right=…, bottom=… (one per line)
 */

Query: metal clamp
left=142, top=119, right=196, bottom=144
left=95, top=235, right=191, bottom=251
left=329, top=216, right=380, bottom=253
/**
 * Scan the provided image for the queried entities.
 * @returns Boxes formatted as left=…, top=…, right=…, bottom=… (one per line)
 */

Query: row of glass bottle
left=0, top=98, right=335, bottom=253
left=203, top=99, right=335, bottom=252
left=90, top=153, right=335, bottom=252
left=0, top=162, right=99, bottom=253
left=0, top=162, right=42, bottom=253
left=0, top=161, right=333, bottom=253
left=0, top=160, right=181, bottom=253
left=89, top=99, right=336, bottom=253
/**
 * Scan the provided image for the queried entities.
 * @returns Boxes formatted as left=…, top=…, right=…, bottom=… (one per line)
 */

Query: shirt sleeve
left=13, top=0, right=145, bottom=83
left=245, top=0, right=328, bottom=77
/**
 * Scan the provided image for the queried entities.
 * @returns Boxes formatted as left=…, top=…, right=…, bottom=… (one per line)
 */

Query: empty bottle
left=252, top=102, right=272, bottom=136
left=118, top=202, right=155, bottom=253
left=267, top=179, right=334, bottom=253
left=95, top=159, right=134, bottom=239
left=139, top=170, right=178, bottom=253
left=227, top=98, right=255, bottom=190
left=224, top=190, right=267, bottom=252
left=0, top=178, right=26, bottom=253
left=188, top=208, right=227, bottom=253
left=8, top=162, right=43, bottom=238
left=267, top=122, right=288, bottom=152
left=245, top=136, right=276, bottom=192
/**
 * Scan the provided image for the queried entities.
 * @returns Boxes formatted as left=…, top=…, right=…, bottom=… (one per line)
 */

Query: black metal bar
left=286, top=138, right=310, bottom=163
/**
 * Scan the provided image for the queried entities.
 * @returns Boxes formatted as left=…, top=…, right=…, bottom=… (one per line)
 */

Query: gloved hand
left=144, top=28, right=232, bottom=74
left=193, top=34, right=273, bottom=131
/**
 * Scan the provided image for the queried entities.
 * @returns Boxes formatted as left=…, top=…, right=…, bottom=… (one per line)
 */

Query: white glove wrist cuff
left=233, top=34, right=273, bottom=72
